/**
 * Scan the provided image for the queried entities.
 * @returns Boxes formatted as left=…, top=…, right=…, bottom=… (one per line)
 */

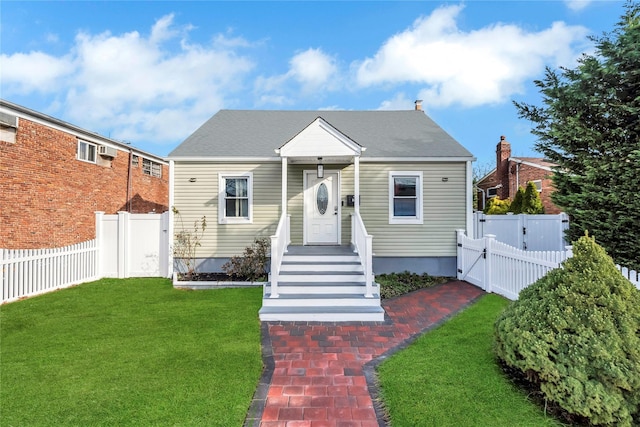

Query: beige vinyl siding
left=360, top=162, right=467, bottom=257
left=173, top=162, right=281, bottom=257
left=173, top=160, right=466, bottom=257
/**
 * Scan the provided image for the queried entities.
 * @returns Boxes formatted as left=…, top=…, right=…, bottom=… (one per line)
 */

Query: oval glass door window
left=317, top=183, right=328, bottom=215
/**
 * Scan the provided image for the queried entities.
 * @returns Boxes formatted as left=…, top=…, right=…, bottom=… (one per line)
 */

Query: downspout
left=127, top=149, right=133, bottom=212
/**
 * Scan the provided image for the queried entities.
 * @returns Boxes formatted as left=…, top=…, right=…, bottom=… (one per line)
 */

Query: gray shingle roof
left=168, top=110, right=473, bottom=159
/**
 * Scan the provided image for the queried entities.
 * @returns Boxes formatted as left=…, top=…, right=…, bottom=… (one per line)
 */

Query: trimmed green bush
left=522, top=181, right=544, bottom=214
left=484, top=197, right=511, bottom=214
left=509, top=186, right=525, bottom=214
left=494, top=234, right=640, bottom=426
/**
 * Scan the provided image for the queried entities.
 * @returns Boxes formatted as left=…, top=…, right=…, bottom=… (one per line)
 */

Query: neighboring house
left=476, top=136, right=562, bottom=214
left=0, top=99, right=169, bottom=249
left=168, top=102, right=475, bottom=321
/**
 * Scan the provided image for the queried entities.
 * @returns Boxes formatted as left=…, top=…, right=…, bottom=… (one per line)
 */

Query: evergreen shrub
left=522, top=181, right=544, bottom=214
left=494, top=234, right=640, bottom=426
left=509, top=186, right=525, bottom=214
left=484, top=197, right=511, bottom=214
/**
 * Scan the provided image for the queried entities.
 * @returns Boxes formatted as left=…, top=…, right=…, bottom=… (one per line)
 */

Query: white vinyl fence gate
left=457, top=230, right=571, bottom=300
left=457, top=230, right=639, bottom=300
left=474, top=212, right=569, bottom=251
left=1, top=211, right=169, bottom=303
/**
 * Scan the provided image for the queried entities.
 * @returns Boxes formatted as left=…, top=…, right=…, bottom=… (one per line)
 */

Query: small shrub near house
left=509, top=186, right=525, bottom=214
left=376, top=271, right=449, bottom=299
left=222, top=238, right=270, bottom=282
left=521, top=181, right=544, bottom=214
left=494, top=234, right=640, bottom=426
left=484, top=197, right=511, bottom=214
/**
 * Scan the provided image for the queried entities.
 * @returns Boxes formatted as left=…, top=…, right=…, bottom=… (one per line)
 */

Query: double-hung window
left=389, top=171, right=423, bottom=224
left=219, top=172, right=253, bottom=224
left=77, top=140, right=97, bottom=163
left=142, top=158, right=162, bottom=178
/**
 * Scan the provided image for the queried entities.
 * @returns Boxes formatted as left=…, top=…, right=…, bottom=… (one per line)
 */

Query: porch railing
left=351, top=212, right=374, bottom=298
left=269, top=213, right=290, bottom=298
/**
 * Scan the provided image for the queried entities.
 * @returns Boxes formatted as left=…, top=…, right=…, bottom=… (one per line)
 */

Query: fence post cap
left=484, top=234, right=497, bottom=239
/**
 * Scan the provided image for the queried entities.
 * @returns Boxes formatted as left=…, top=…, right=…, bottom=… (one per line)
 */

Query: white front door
left=304, top=171, right=339, bottom=244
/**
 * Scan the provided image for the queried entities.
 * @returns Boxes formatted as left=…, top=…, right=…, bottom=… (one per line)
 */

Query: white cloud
left=0, top=51, right=74, bottom=94
left=564, top=0, right=593, bottom=11
left=355, top=5, right=589, bottom=109
left=255, top=48, right=338, bottom=105
left=1, top=14, right=255, bottom=147
left=377, top=93, right=414, bottom=110
left=289, top=48, right=338, bottom=89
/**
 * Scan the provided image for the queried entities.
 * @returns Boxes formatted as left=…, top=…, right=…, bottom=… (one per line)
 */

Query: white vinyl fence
left=1, top=211, right=169, bottom=304
left=618, top=266, right=639, bottom=288
left=1, top=240, right=99, bottom=303
left=474, top=212, right=569, bottom=251
left=457, top=230, right=639, bottom=300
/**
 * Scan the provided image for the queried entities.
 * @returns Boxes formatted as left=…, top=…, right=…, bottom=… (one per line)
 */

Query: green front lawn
left=0, top=278, right=263, bottom=427
left=377, top=294, right=563, bottom=427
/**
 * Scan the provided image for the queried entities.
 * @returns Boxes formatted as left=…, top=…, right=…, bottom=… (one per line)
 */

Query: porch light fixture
left=317, top=157, right=324, bottom=178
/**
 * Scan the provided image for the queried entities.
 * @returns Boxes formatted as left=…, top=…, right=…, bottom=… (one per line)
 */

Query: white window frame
left=77, top=140, right=97, bottom=163
left=530, top=179, right=543, bottom=192
left=142, top=158, right=162, bottom=178
left=388, top=171, right=423, bottom=225
left=487, top=186, right=499, bottom=198
left=218, top=172, right=253, bottom=224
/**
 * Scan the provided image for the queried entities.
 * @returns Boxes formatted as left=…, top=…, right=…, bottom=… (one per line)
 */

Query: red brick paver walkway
left=245, top=281, right=484, bottom=427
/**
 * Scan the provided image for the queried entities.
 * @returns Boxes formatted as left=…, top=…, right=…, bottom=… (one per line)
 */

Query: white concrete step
left=280, top=262, right=363, bottom=272
left=265, top=282, right=376, bottom=294
left=282, top=255, right=361, bottom=263
left=258, top=306, right=386, bottom=322
left=260, top=245, right=385, bottom=322
left=279, top=272, right=364, bottom=282
left=262, top=293, right=381, bottom=307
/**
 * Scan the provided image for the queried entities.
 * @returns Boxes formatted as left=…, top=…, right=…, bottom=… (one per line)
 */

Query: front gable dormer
left=277, top=117, right=363, bottom=158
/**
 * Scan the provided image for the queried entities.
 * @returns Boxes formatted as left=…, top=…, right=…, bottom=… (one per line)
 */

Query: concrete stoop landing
left=258, top=246, right=385, bottom=322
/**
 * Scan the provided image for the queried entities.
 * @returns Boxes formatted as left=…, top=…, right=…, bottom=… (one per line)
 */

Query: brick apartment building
left=0, top=99, right=169, bottom=249
left=476, top=136, right=562, bottom=214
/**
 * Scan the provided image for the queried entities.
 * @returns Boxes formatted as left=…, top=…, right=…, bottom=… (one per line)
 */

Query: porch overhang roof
left=276, top=117, right=364, bottom=161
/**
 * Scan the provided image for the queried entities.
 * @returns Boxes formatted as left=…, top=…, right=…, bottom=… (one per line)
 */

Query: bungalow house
left=476, top=136, right=562, bottom=214
left=0, top=99, right=169, bottom=250
left=168, top=101, right=475, bottom=321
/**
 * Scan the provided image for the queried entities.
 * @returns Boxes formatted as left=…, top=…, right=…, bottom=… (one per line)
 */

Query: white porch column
left=281, top=157, right=288, bottom=217
left=354, top=156, right=360, bottom=213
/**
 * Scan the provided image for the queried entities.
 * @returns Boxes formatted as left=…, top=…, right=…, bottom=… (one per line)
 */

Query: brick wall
left=508, top=163, right=561, bottom=214
left=0, top=118, right=168, bottom=249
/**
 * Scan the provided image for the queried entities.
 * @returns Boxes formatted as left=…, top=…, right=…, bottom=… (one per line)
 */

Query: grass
left=0, top=278, right=263, bottom=427
left=377, top=294, right=564, bottom=427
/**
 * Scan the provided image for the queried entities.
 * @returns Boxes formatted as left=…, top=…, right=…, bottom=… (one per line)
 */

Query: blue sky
left=0, top=1, right=626, bottom=167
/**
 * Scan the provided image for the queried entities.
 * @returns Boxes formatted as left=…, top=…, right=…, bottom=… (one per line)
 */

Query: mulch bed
left=176, top=272, right=267, bottom=282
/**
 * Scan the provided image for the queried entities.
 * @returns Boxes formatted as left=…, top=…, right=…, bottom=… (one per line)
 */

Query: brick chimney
left=414, top=100, right=423, bottom=111
left=496, top=135, right=511, bottom=199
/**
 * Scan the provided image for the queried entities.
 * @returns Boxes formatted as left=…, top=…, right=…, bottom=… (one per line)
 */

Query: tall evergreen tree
left=515, top=2, right=640, bottom=270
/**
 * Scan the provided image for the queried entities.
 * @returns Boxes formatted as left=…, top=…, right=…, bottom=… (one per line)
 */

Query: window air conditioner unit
left=98, top=145, right=117, bottom=158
